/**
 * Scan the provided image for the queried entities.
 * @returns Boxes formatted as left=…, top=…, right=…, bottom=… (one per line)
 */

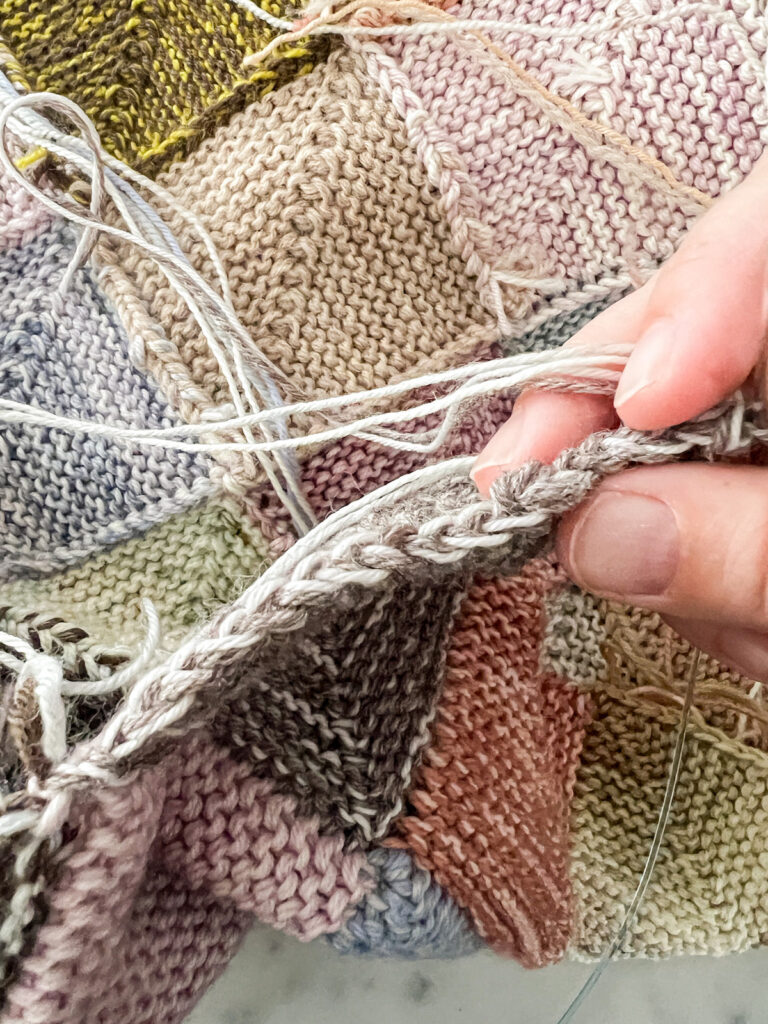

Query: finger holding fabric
left=555, top=464, right=768, bottom=681
left=473, top=151, right=768, bottom=489
left=473, top=152, right=768, bottom=679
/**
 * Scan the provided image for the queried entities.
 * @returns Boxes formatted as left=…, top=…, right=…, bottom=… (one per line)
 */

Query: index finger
left=472, top=285, right=649, bottom=495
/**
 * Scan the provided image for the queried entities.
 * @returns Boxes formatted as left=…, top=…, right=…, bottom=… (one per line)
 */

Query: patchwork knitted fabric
left=0, top=0, right=333, bottom=171
left=1, top=1, right=768, bottom=1022
left=0, top=225, right=212, bottom=582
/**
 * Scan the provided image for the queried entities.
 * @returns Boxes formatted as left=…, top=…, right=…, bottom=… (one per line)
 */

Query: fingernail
left=716, top=629, right=768, bottom=682
left=562, top=492, right=679, bottom=596
left=614, top=318, right=675, bottom=410
left=471, top=462, right=503, bottom=497
left=471, top=405, right=530, bottom=495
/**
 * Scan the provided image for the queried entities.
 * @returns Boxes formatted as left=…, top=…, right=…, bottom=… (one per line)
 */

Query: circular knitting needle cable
left=554, top=647, right=702, bottom=1024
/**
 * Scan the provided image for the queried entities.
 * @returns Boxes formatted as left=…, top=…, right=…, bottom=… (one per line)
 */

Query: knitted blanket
left=0, top=1, right=767, bottom=1021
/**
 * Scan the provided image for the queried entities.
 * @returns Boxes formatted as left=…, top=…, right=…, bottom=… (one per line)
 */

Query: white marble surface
left=189, top=924, right=764, bottom=1024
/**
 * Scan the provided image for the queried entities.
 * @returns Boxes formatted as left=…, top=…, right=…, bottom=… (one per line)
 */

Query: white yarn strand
left=0, top=398, right=762, bottom=845
left=59, top=599, right=162, bottom=698
left=245, top=1, right=765, bottom=85
left=229, top=0, right=293, bottom=30
left=0, top=345, right=631, bottom=456
left=0, top=83, right=317, bottom=536
left=0, top=599, right=163, bottom=781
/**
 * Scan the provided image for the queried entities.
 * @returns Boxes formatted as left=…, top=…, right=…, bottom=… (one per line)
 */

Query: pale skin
left=472, top=151, right=768, bottom=683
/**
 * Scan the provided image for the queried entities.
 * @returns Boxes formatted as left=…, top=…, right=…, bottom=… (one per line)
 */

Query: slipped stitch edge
left=356, top=38, right=514, bottom=333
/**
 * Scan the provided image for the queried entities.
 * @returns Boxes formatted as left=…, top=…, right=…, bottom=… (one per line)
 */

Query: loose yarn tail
left=0, top=71, right=316, bottom=535
left=240, top=0, right=750, bottom=211
left=0, top=343, right=633, bottom=456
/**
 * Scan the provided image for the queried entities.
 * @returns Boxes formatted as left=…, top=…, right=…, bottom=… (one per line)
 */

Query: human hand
left=472, top=153, right=768, bottom=682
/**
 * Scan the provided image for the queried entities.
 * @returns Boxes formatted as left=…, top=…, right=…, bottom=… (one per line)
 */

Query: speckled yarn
left=2, top=1, right=768, bottom=1021
left=0, top=0, right=332, bottom=171
left=218, top=574, right=466, bottom=843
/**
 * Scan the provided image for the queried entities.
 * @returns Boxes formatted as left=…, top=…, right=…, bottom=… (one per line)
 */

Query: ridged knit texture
left=217, top=574, right=467, bottom=844
left=539, top=583, right=768, bottom=956
left=3, top=735, right=373, bottom=1023
left=1, top=760, right=252, bottom=1024
left=3, top=0, right=768, bottom=1018
left=0, top=0, right=332, bottom=171
left=99, top=47, right=498, bottom=489
left=2, top=499, right=271, bottom=650
left=1, top=394, right=766, bottom=1009
left=0, top=390, right=767, bottom=1015
left=247, top=383, right=515, bottom=555
left=373, top=0, right=768, bottom=328
left=542, top=583, right=766, bottom=746
left=3, top=766, right=170, bottom=1024
left=329, top=849, right=481, bottom=958
left=0, top=224, right=212, bottom=582
left=0, top=499, right=272, bottom=796
left=395, top=564, right=590, bottom=966
left=0, top=833, right=55, bottom=999
left=159, top=736, right=373, bottom=940
left=505, top=291, right=628, bottom=355
left=571, top=692, right=768, bottom=958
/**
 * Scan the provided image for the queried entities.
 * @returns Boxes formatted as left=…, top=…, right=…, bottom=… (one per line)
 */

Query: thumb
left=557, top=463, right=768, bottom=631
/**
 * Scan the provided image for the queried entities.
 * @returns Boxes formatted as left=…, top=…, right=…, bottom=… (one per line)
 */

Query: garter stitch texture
left=329, top=849, right=481, bottom=958
left=1, top=1, right=768, bottom=1021
left=394, top=563, right=590, bottom=967
left=99, top=48, right=497, bottom=413
left=0, top=225, right=212, bottom=582
left=2, top=499, right=271, bottom=649
left=247, top=382, right=516, bottom=555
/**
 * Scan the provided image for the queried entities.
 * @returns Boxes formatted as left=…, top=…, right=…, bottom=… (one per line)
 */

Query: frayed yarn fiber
left=1, top=1, right=768, bottom=1021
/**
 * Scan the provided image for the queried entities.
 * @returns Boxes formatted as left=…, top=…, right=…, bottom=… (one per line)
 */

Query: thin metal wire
left=555, top=647, right=702, bottom=1024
